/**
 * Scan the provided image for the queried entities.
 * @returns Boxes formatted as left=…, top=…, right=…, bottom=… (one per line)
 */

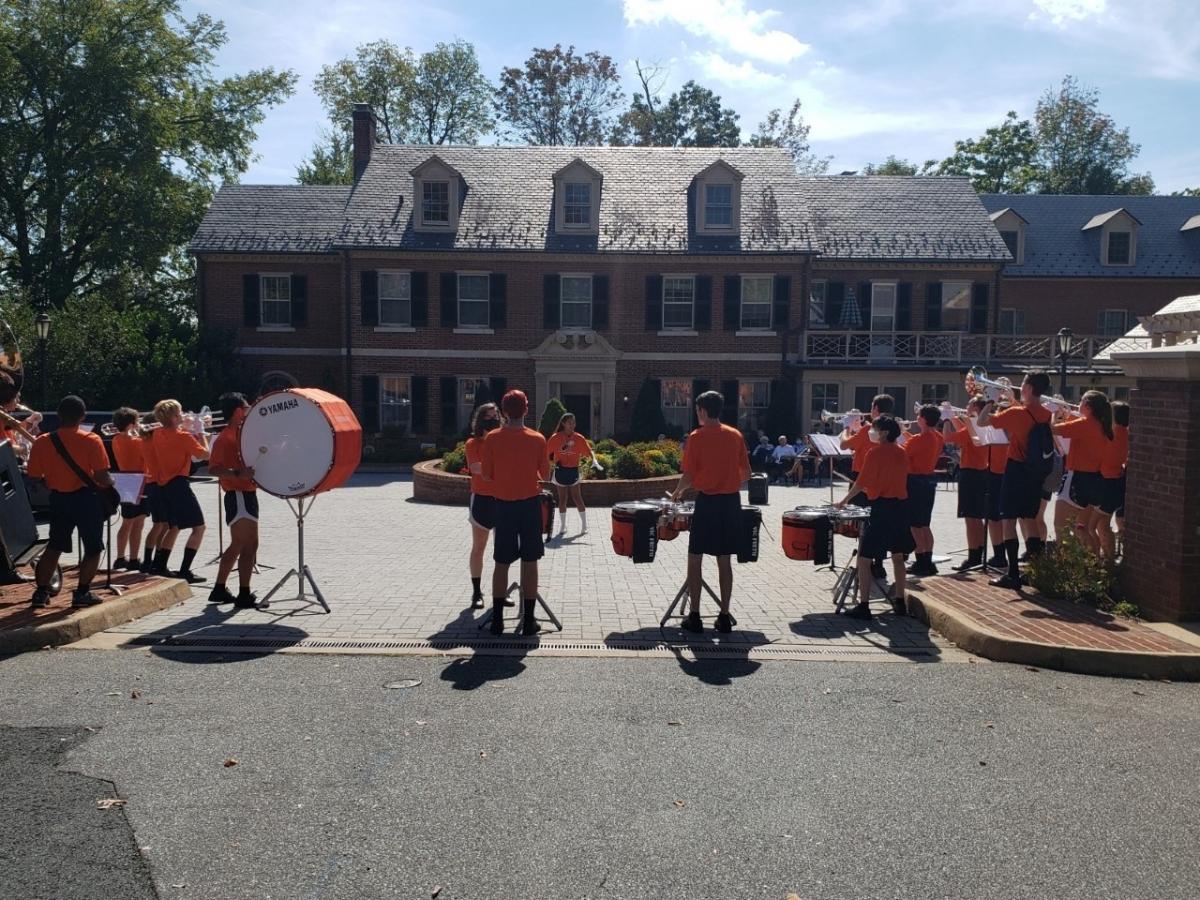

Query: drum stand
left=476, top=582, right=562, bottom=634
left=832, top=550, right=890, bottom=614
left=659, top=578, right=736, bottom=637
left=257, top=495, right=330, bottom=613
left=204, top=483, right=274, bottom=573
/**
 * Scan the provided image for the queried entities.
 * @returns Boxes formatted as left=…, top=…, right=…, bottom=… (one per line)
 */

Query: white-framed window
left=704, top=184, right=733, bottom=228
left=998, top=308, right=1025, bottom=335
left=941, top=281, right=972, bottom=332
left=871, top=283, right=896, bottom=332
left=1106, top=231, right=1132, bottom=265
left=378, top=272, right=412, bottom=326
left=457, top=273, right=490, bottom=327
left=564, top=183, right=591, bottom=227
left=809, top=280, right=827, bottom=329
left=738, top=380, right=771, bottom=433
left=1113, top=386, right=1130, bottom=401
left=810, top=382, right=839, bottom=432
left=661, top=378, right=693, bottom=433
left=662, top=276, right=695, bottom=330
left=380, top=375, right=412, bottom=431
left=1000, top=230, right=1020, bottom=259
left=422, top=181, right=450, bottom=225
left=560, top=275, right=593, bottom=329
left=740, top=275, right=773, bottom=330
left=459, top=377, right=491, bottom=431
left=920, top=383, right=950, bottom=405
left=260, top=274, right=291, bottom=326
left=1097, top=309, right=1129, bottom=336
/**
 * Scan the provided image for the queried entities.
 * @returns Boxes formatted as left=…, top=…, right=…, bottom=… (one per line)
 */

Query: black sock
left=143, top=546, right=154, bottom=567
left=181, top=547, right=197, bottom=572
left=1027, top=538, right=1044, bottom=559
left=471, top=576, right=481, bottom=596
left=1005, top=539, right=1020, bottom=578
left=75, top=582, right=90, bottom=594
left=153, top=548, right=170, bottom=571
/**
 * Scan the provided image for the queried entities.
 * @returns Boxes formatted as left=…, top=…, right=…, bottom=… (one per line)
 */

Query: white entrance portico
left=530, top=331, right=620, bottom=437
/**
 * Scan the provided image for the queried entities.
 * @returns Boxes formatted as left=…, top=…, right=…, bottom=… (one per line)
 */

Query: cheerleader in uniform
left=547, top=412, right=593, bottom=536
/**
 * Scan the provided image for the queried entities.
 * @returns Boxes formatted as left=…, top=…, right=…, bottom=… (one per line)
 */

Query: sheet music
left=112, top=473, right=146, bottom=504
left=807, top=434, right=851, bottom=457
left=79, top=423, right=94, bottom=433
left=967, top=420, right=1009, bottom=446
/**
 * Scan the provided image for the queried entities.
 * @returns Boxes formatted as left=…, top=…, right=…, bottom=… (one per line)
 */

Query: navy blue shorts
left=1057, top=469, right=1102, bottom=509
left=986, top=472, right=1004, bottom=522
left=1100, top=475, right=1126, bottom=516
left=163, top=476, right=204, bottom=530
left=552, top=465, right=580, bottom=487
left=146, top=483, right=169, bottom=524
left=861, top=497, right=916, bottom=559
left=906, top=474, right=938, bottom=527
left=956, top=468, right=988, bottom=520
left=688, top=492, right=741, bottom=557
left=469, top=493, right=497, bottom=531
left=223, top=490, right=259, bottom=525
left=1000, top=459, right=1040, bottom=521
left=49, top=488, right=104, bottom=556
left=493, top=496, right=544, bottom=565
left=121, top=498, right=149, bottom=519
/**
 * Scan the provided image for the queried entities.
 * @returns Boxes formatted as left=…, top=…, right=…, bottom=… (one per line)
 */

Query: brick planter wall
left=411, top=458, right=679, bottom=506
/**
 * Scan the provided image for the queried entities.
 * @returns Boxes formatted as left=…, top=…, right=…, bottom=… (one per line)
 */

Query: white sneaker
left=579, top=511, right=588, bottom=534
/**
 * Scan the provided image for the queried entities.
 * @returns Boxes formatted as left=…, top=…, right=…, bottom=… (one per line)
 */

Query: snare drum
left=611, top=501, right=660, bottom=563
left=829, top=504, right=870, bottom=539
left=737, top=505, right=762, bottom=563
left=657, top=500, right=694, bottom=541
left=781, top=505, right=834, bottom=564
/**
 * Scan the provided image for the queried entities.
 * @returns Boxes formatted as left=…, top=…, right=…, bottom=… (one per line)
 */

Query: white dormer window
left=1083, top=208, right=1139, bottom=267
left=564, top=183, right=591, bottom=226
left=989, top=207, right=1027, bottom=265
left=694, top=160, right=743, bottom=236
left=553, top=159, right=602, bottom=234
left=422, top=181, right=450, bottom=225
left=410, top=156, right=462, bottom=233
left=705, top=185, right=733, bottom=228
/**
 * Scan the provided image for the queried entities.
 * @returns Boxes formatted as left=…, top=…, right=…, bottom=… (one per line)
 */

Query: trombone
left=965, top=366, right=1015, bottom=405
left=1041, top=394, right=1080, bottom=415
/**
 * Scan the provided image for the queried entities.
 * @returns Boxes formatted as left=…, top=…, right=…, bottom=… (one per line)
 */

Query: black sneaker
left=470, top=593, right=484, bottom=609
left=174, top=569, right=206, bottom=585
left=989, top=574, right=1023, bottom=590
left=521, top=616, right=541, bottom=636
left=844, top=601, right=873, bottom=620
left=681, top=610, right=703, bottom=633
left=112, top=557, right=128, bottom=571
left=30, top=587, right=51, bottom=609
left=715, top=612, right=734, bottom=633
left=208, top=585, right=235, bottom=604
left=986, top=554, right=1008, bottom=570
left=233, top=590, right=258, bottom=609
left=870, top=560, right=887, bottom=580
left=890, top=595, right=907, bottom=616
left=71, top=590, right=103, bottom=608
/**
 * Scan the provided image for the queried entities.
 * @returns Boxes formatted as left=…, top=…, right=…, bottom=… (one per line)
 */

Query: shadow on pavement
left=603, top=625, right=768, bottom=685
left=439, top=654, right=528, bottom=690
left=790, top=612, right=943, bottom=661
left=129, top=603, right=310, bottom=664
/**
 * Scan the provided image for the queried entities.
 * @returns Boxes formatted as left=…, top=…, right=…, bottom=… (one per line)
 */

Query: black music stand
left=101, top=513, right=124, bottom=597
left=659, top=578, right=737, bottom=638
left=476, top=581, right=562, bottom=634
left=257, top=494, right=330, bottom=613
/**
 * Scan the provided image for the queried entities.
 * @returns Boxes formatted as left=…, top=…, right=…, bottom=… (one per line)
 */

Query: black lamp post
left=1056, top=326, right=1073, bottom=397
left=35, top=312, right=51, bottom=412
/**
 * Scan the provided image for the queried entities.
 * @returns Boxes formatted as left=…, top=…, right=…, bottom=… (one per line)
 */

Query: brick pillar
left=351, top=104, right=377, bottom=183
left=1111, top=346, right=1200, bottom=621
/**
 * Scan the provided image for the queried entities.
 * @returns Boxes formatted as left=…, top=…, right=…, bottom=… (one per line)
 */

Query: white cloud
left=1030, top=0, right=1107, bottom=25
left=622, top=0, right=809, bottom=63
left=691, top=51, right=786, bottom=88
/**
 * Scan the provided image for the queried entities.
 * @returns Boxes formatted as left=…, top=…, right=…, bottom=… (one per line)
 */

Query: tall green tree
left=313, top=40, right=417, bottom=143
left=612, top=62, right=739, bottom=148
left=936, top=111, right=1039, bottom=193
left=861, top=156, right=927, bottom=176
left=411, top=40, right=493, bottom=145
left=296, top=130, right=354, bottom=186
left=0, top=0, right=296, bottom=311
left=747, top=99, right=829, bottom=174
left=1172, top=187, right=1200, bottom=197
left=496, top=45, right=623, bottom=145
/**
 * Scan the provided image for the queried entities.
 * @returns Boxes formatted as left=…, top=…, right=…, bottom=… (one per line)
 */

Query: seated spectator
left=770, top=435, right=798, bottom=484
left=750, top=435, right=774, bottom=472
left=788, top=444, right=817, bottom=484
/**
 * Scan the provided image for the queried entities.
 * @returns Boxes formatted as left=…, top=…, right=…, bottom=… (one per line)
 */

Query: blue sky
left=184, top=0, right=1199, bottom=192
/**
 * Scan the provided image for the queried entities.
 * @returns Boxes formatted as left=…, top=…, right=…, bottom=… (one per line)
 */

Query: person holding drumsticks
left=481, top=390, right=550, bottom=636
left=670, top=390, right=751, bottom=634
left=207, top=393, right=260, bottom=608
left=841, top=393, right=895, bottom=579
left=547, top=411, right=593, bottom=537
left=464, top=402, right=502, bottom=609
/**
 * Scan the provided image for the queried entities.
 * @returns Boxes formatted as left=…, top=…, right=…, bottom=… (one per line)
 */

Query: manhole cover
left=383, top=679, right=422, bottom=690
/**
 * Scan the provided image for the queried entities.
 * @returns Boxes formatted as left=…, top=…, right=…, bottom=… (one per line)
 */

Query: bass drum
left=238, top=388, right=362, bottom=498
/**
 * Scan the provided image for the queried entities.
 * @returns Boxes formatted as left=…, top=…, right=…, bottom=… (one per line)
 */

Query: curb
left=0, top=580, right=192, bottom=656
left=906, top=592, right=1200, bottom=681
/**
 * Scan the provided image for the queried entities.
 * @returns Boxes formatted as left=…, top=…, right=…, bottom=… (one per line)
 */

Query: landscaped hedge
left=440, top=438, right=683, bottom=480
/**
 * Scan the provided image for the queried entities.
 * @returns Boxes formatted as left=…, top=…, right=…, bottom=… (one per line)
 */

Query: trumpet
left=937, top=401, right=971, bottom=418
left=1041, top=394, right=1080, bottom=415
left=0, top=408, right=38, bottom=445
left=100, top=421, right=163, bottom=437
left=965, top=366, right=1015, bottom=405
left=820, top=408, right=864, bottom=430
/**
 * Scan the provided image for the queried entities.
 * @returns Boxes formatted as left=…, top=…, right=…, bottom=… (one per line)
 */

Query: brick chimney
left=352, top=103, right=377, bottom=182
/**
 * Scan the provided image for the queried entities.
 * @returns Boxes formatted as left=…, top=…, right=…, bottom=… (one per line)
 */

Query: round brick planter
left=411, top=458, right=680, bottom=506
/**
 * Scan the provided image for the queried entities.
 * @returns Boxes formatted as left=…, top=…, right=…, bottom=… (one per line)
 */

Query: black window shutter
left=896, top=282, right=912, bottom=331
left=361, top=271, right=379, bottom=326
left=773, top=275, right=791, bottom=331
left=242, top=274, right=260, bottom=326
left=290, top=275, right=307, bottom=326
left=489, top=377, right=507, bottom=402
left=925, top=282, right=942, bottom=331
left=772, top=378, right=796, bottom=434
left=720, top=379, right=739, bottom=426
left=694, top=276, right=712, bottom=330
left=411, top=272, right=428, bottom=326
left=592, top=275, right=609, bottom=329
left=857, top=281, right=872, bottom=329
left=543, top=274, right=560, bottom=328
left=645, top=275, right=663, bottom=330
left=971, top=283, right=989, bottom=333
left=439, top=376, right=458, bottom=434
left=691, top=378, right=710, bottom=427
left=440, top=273, right=456, bottom=326
left=489, top=273, right=507, bottom=326
left=410, top=376, right=429, bottom=433
left=361, top=375, right=379, bottom=431
left=827, top=281, right=845, bottom=328
left=724, top=276, right=741, bottom=330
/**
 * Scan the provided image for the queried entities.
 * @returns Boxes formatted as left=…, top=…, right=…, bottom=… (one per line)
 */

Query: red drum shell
left=834, top=519, right=862, bottom=538
left=782, top=510, right=826, bottom=562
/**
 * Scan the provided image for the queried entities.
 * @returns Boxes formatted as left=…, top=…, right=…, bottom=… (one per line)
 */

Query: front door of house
left=561, top=391, right=592, bottom=436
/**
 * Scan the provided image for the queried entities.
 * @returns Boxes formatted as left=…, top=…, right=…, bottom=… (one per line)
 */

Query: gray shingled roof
left=189, top=185, right=351, bottom=253
left=802, top=176, right=1012, bottom=263
left=981, top=194, right=1200, bottom=277
left=335, top=145, right=817, bottom=254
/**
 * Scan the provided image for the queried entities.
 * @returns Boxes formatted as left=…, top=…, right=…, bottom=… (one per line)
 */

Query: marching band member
left=942, top=397, right=991, bottom=571
left=985, top=437, right=1009, bottom=569
left=139, top=422, right=169, bottom=573
left=480, top=390, right=549, bottom=636
left=547, top=412, right=592, bottom=536
left=836, top=415, right=913, bottom=619
left=0, top=373, right=40, bottom=460
left=904, top=406, right=944, bottom=576
left=670, top=390, right=751, bottom=634
left=25, top=396, right=113, bottom=609
left=977, top=370, right=1053, bottom=588
left=206, top=393, right=259, bottom=608
left=1050, top=390, right=1113, bottom=553
left=1096, top=401, right=1129, bottom=562
left=841, top=394, right=895, bottom=578
left=148, top=399, right=210, bottom=582
left=464, top=402, right=501, bottom=609
left=110, top=408, right=150, bottom=571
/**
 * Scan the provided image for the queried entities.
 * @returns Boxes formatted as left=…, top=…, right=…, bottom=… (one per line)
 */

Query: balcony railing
left=794, top=331, right=1152, bottom=367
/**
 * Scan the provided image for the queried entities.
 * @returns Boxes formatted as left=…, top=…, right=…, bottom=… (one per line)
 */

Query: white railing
left=797, top=332, right=1152, bottom=366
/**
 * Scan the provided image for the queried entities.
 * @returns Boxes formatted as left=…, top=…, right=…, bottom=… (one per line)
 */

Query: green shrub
left=612, top=448, right=651, bottom=479
left=441, top=442, right=468, bottom=474
left=1027, top=532, right=1131, bottom=613
left=584, top=453, right=613, bottom=480
left=595, top=438, right=620, bottom=454
left=538, top=397, right=567, bottom=438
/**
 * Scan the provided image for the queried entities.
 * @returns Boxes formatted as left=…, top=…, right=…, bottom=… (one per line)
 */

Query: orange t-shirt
left=903, top=429, right=944, bottom=475
left=990, top=402, right=1052, bottom=463
left=682, top=423, right=750, bottom=495
left=843, top=426, right=874, bottom=474
left=1053, top=415, right=1108, bottom=474
left=1101, top=424, right=1129, bottom=479
left=27, top=427, right=110, bottom=493
left=141, top=430, right=163, bottom=485
left=857, top=440, right=909, bottom=500
left=209, top=426, right=256, bottom=492
left=151, top=427, right=209, bottom=483
left=464, top=437, right=490, bottom=496
left=945, top=421, right=989, bottom=471
left=111, top=431, right=148, bottom=474
left=481, top=426, right=548, bottom=501
left=548, top=431, right=591, bottom=469
left=987, top=444, right=1007, bottom=476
